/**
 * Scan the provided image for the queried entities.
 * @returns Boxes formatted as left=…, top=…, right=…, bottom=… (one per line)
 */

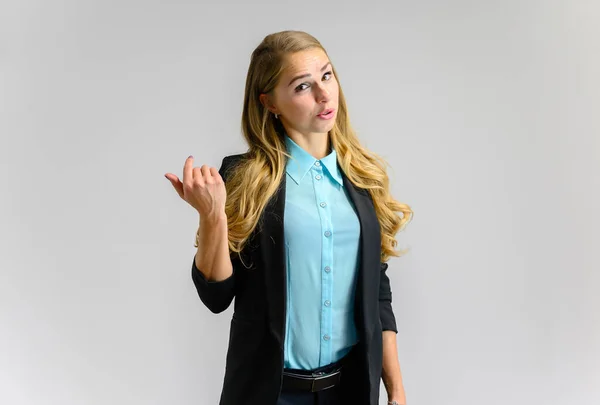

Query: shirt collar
left=284, top=134, right=343, bottom=187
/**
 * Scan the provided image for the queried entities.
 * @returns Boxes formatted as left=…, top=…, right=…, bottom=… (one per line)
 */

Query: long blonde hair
left=223, top=30, right=413, bottom=264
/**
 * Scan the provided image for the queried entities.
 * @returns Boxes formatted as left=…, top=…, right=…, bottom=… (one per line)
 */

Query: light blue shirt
left=283, top=134, right=361, bottom=370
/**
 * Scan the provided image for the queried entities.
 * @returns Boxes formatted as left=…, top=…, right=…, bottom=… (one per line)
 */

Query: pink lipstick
left=317, top=108, right=335, bottom=120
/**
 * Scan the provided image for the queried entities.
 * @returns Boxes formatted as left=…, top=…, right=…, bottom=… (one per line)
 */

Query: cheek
left=288, top=98, right=312, bottom=117
left=331, top=83, right=340, bottom=100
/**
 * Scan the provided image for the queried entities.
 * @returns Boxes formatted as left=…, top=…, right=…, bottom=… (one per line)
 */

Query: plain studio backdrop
left=1, top=0, right=598, bottom=404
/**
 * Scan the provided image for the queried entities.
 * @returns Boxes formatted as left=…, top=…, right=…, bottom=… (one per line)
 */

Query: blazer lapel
left=343, top=174, right=380, bottom=344
left=259, top=168, right=380, bottom=349
left=259, top=173, right=287, bottom=349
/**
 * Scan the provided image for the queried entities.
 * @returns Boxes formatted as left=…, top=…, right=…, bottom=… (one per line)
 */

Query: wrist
left=195, top=212, right=227, bottom=247
left=200, top=211, right=227, bottom=225
left=387, top=391, right=406, bottom=405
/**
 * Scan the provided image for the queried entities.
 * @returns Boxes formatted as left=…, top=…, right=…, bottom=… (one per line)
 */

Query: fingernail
left=189, top=155, right=193, bottom=159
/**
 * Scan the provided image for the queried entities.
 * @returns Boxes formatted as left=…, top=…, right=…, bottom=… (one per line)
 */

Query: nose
left=315, top=83, right=330, bottom=103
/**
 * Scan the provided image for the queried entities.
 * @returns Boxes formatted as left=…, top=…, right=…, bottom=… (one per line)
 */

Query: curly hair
left=214, top=30, right=412, bottom=264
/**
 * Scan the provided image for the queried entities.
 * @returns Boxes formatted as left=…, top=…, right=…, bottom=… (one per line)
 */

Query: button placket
left=312, top=163, right=333, bottom=365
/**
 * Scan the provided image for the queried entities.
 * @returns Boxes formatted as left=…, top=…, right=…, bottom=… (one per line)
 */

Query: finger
left=201, top=165, right=212, bottom=182
left=165, top=173, right=184, bottom=199
left=183, top=155, right=194, bottom=187
left=192, top=167, right=205, bottom=186
left=209, top=167, right=220, bottom=180
left=164, top=173, right=178, bottom=183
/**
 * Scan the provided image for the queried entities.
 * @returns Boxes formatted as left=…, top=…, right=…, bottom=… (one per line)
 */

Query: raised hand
left=165, top=156, right=227, bottom=221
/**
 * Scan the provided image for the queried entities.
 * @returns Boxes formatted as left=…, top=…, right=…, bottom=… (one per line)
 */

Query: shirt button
left=320, top=202, right=327, bottom=208
left=324, top=266, right=331, bottom=273
left=324, top=230, right=331, bottom=237
left=324, top=300, right=331, bottom=307
left=315, top=174, right=322, bottom=180
left=323, top=334, right=330, bottom=341
left=315, top=161, right=321, bottom=166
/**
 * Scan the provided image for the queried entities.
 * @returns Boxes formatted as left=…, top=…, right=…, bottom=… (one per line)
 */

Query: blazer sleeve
left=191, top=155, right=238, bottom=314
left=379, top=261, right=398, bottom=333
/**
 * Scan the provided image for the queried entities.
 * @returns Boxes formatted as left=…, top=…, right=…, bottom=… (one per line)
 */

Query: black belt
left=282, top=368, right=343, bottom=392
left=281, top=346, right=357, bottom=393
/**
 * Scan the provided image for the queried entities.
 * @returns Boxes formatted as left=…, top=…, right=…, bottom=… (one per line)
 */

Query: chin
left=311, top=126, right=334, bottom=135
left=324, top=122, right=336, bottom=133
left=316, top=120, right=336, bottom=130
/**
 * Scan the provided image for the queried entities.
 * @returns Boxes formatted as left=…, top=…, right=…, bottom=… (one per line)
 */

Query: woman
left=165, top=30, right=412, bottom=405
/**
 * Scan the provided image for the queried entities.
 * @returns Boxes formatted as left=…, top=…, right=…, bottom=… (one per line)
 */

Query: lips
left=318, top=108, right=335, bottom=117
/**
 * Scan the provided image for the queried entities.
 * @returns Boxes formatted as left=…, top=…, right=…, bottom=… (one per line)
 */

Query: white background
left=1, top=0, right=598, bottom=404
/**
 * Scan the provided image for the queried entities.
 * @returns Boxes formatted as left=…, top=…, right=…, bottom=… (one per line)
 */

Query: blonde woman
left=165, top=30, right=412, bottom=405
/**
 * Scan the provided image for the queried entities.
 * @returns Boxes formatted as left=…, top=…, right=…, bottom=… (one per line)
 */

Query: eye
left=294, top=71, right=334, bottom=92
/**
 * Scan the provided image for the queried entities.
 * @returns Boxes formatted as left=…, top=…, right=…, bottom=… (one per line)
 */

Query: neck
left=285, top=129, right=331, bottom=160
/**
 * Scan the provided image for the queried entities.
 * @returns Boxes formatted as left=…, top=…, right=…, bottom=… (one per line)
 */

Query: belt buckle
left=310, top=370, right=339, bottom=392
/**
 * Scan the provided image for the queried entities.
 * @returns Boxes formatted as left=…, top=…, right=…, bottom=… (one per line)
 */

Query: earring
left=274, top=113, right=279, bottom=119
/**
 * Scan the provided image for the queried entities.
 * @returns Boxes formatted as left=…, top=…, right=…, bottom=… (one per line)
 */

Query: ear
left=259, top=93, right=279, bottom=115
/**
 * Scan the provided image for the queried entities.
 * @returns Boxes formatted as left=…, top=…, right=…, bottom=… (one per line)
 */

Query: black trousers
left=276, top=384, right=343, bottom=405
left=276, top=345, right=366, bottom=405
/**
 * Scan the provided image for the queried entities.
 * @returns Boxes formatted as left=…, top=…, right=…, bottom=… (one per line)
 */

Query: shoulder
left=222, top=152, right=248, bottom=164
left=221, top=152, right=249, bottom=169
left=219, top=152, right=249, bottom=181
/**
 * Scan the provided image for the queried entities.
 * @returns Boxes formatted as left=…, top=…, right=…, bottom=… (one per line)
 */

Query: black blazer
left=191, top=153, right=398, bottom=405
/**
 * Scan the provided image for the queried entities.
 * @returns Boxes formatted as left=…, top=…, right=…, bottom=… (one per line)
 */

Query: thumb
left=165, top=173, right=184, bottom=199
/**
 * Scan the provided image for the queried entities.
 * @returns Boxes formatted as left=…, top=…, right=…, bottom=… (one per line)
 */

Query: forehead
left=282, top=48, right=330, bottom=75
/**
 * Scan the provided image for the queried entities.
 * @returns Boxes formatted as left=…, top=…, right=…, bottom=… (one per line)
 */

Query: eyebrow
left=288, top=61, right=332, bottom=86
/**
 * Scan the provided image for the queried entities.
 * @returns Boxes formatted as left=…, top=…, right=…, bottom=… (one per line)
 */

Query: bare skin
left=164, top=157, right=232, bottom=282
left=260, top=47, right=339, bottom=160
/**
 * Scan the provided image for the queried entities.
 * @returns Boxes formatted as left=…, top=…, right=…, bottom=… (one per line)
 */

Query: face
left=261, top=48, right=339, bottom=138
